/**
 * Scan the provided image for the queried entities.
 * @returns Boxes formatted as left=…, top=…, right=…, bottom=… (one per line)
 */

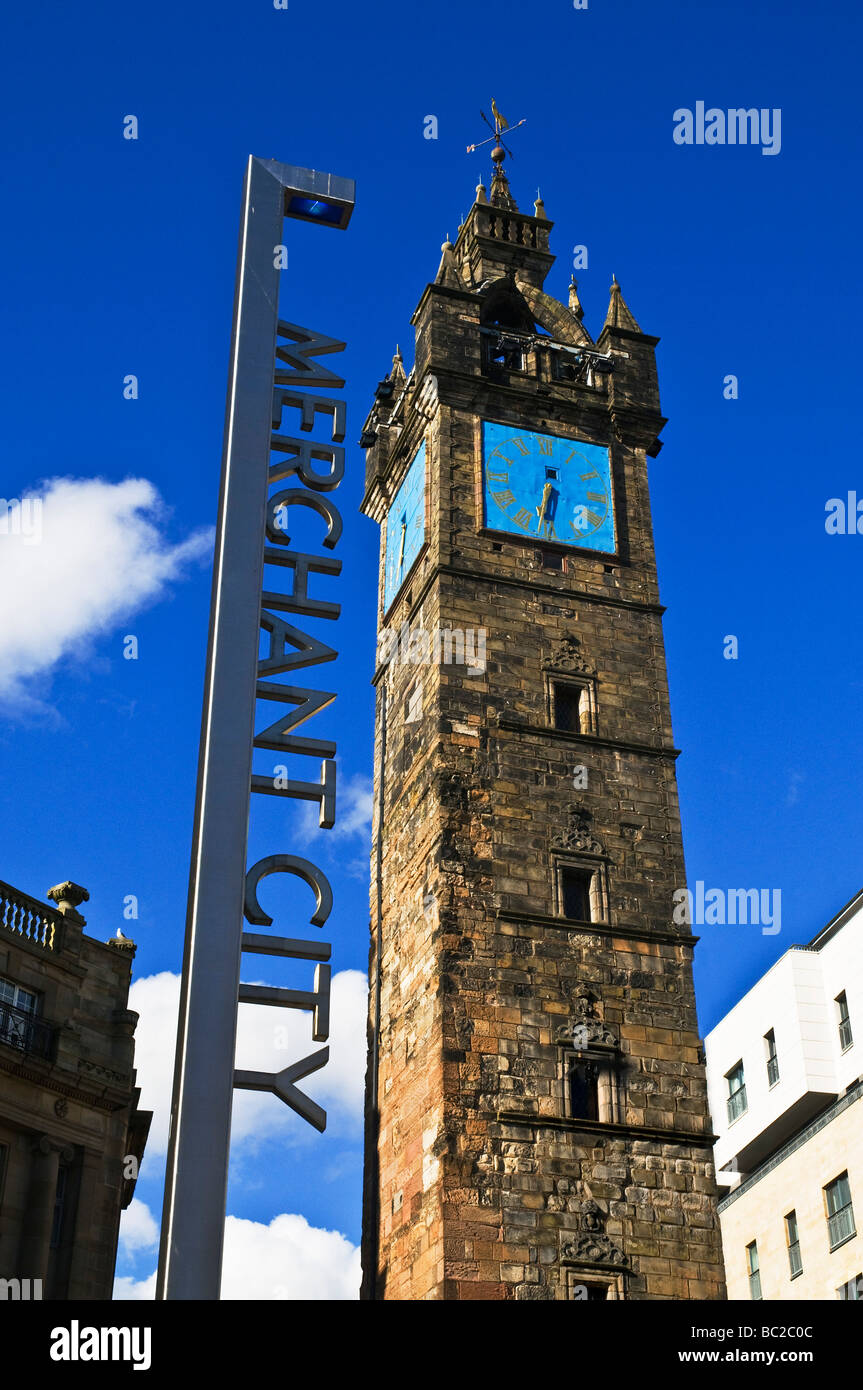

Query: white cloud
left=0, top=476, right=211, bottom=714
left=129, top=967, right=367, bottom=1158
left=332, top=774, right=373, bottom=839
left=118, top=1197, right=159, bottom=1254
left=297, top=771, right=373, bottom=842
left=113, top=1210, right=360, bottom=1301
left=221, top=1213, right=360, bottom=1299
left=113, top=1270, right=157, bottom=1301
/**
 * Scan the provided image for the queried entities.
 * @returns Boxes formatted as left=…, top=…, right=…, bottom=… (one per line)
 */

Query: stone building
left=358, top=147, right=726, bottom=1300
left=706, top=888, right=863, bottom=1299
left=0, top=877, right=150, bottom=1299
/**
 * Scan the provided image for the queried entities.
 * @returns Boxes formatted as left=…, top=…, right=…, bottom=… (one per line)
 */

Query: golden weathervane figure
left=466, top=100, right=527, bottom=163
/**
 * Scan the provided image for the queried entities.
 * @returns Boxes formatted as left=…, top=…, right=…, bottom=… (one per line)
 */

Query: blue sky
left=1, top=0, right=861, bottom=1296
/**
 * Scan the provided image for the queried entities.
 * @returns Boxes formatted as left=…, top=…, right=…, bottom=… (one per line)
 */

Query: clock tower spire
left=359, top=154, right=726, bottom=1301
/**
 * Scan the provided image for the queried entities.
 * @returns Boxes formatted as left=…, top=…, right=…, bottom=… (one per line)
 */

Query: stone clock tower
left=358, top=148, right=726, bottom=1301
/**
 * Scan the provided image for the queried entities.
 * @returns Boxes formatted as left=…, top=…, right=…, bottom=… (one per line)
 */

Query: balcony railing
left=828, top=1204, right=856, bottom=1250
left=0, top=880, right=62, bottom=951
left=727, top=1085, right=748, bottom=1124
left=0, top=1001, right=56, bottom=1060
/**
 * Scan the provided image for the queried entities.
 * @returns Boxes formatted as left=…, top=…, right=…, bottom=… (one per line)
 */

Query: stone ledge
left=496, top=719, right=680, bottom=760
left=496, top=1109, right=718, bottom=1148
left=496, top=908, right=697, bottom=949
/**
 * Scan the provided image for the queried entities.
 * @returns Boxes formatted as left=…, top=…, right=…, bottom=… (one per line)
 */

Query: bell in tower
left=358, top=112, right=726, bottom=1302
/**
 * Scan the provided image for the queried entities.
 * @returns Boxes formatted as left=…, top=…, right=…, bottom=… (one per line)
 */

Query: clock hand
left=397, top=520, right=406, bottom=570
left=536, top=480, right=553, bottom=532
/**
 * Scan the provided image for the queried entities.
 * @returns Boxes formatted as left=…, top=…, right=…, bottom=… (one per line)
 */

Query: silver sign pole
left=157, top=156, right=355, bottom=1300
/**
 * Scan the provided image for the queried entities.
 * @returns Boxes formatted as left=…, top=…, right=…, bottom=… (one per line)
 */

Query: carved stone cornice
left=78, top=1058, right=131, bottom=1088
left=562, top=1230, right=628, bottom=1268
left=561, top=1200, right=628, bottom=1267
left=550, top=806, right=605, bottom=856
left=544, top=635, right=594, bottom=677
left=495, top=1110, right=718, bottom=1147
left=495, top=907, right=697, bottom=949
left=555, top=989, right=618, bottom=1050
left=0, top=1054, right=130, bottom=1112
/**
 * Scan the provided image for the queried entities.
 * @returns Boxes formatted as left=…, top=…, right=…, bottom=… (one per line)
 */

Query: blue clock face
left=482, top=421, right=616, bottom=553
left=384, top=442, right=426, bottom=610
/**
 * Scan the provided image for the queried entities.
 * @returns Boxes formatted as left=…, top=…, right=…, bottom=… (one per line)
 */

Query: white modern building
left=704, top=888, right=863, bottom=1300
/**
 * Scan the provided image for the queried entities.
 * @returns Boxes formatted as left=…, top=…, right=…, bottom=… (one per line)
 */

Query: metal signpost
left=157, top=156, right=355, bottom=1301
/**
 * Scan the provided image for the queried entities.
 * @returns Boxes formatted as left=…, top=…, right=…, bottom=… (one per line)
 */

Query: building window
left=0, top=976, right=37, bottom=1014
left=576, top=1281, right=611, bottom=1301
left=837, top=992, right=853, bottom=1051
left=565, top=1269, right=624, bottom=1300
left=726, top=1062, right=747, bottom=1124
left=550, top=678, right=596, bottom=735
left=0, top=976, right=39, bottom=1051
left=482, top=330, right=526, bottom=374
left=551, top=352, right=602, bottom=389
left=560, top=865, right=595, bottom=922
left=838, top=1274, right=862, bottom=1300
left=566, top=1058, right=600, bottom=1121
left=765, top=1029, right=779, bottom=1088
left=825, top=1172, right=856, bottom=1250
left=785, top=1211, right=803, bottom=1278
left=747, top=1241, right=762, bottom=1300
left=553, top=681, right=589, bottom=734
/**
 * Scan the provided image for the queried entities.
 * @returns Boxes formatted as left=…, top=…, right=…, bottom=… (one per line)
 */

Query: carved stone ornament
left=562, top=1230, right=628, bottom=1267
left=550, top=806, right=604, bottom=856
left=545, top=635, right=593, bottom=676
left=561, top=1200, right=628, bottom=1267
left=555, top=988, right=618, bottom=1049
left=581, top=1199, right=603, bottom=1232
left=108, top=930, right=136, bottom=953
left=46, top=882, right=89, bottom=911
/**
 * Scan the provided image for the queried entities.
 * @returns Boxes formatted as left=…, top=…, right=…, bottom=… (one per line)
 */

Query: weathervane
left=467, top=98, right=526, bottom=166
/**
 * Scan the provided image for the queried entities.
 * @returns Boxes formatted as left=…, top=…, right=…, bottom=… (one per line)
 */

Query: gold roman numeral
left=492, top=489, right=516, bottom=510
left=538, top=438, right=553, bottom=456
left=586, top=491, right=606, bottom=504
left=510, top=438, right=529, bottom=455
left=486, top=470, right=509, bottom=483
left=580, top=470, right=600, bottom=481
left=512, top=507, right=533, bottom=528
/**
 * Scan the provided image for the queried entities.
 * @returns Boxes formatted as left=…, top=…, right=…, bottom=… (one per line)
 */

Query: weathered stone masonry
left=359, top=162, right=726, bottom=1301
